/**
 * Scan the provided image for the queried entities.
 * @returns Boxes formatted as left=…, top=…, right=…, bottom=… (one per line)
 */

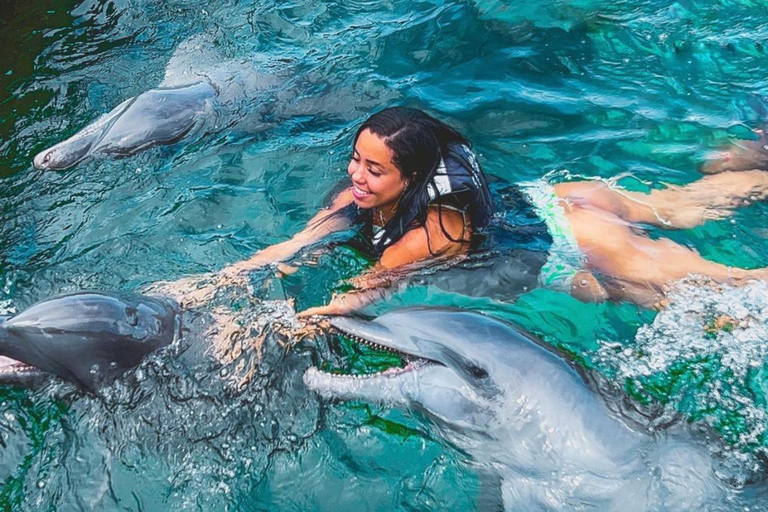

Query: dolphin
left=0, top=292, right=178, bottom=390
left=304, top=308, right=731, bottom=511
left=32, top=36, right=289, bottom=170
left=32, top=35, right=392, bottom=171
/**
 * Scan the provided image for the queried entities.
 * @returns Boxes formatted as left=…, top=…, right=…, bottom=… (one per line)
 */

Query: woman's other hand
left=297, top=286, right=391, bottom=318
left=145, top=264, right=259, bottom=309
left=143, top=273, right=220, bottom=308
left=297, top=302, right=349, bottom=318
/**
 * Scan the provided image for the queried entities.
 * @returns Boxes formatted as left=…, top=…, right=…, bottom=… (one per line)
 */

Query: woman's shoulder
left=379, top=209, right=468, bottom=269
left=425, top=205, right=469, bottom=240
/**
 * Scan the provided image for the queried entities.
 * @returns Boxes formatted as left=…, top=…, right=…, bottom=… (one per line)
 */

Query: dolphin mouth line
left=308, top=326, right=438, bottom=380
left=0, top=357, right=45, bottom=384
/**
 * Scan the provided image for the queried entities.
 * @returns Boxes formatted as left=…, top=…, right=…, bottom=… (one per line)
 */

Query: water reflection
left=3, top=0, right=768, bottom=509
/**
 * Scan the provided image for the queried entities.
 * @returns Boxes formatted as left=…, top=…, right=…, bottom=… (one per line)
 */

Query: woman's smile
left=351, top=184, right=371, bottom=200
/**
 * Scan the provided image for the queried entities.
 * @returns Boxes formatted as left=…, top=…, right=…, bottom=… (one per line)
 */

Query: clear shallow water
left=3, top=0, right=768, bottom=509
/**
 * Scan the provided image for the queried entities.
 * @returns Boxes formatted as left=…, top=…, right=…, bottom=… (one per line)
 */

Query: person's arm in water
left=146, top=189, right=355, bottom=307
left=221, top=188, right=355, bottom=276
left=298, top=206, right=470, bottom=317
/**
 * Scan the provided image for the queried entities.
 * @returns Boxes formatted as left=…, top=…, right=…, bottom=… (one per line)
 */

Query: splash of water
left=597, top=276, right=768, bottom=478
left=11, top=297, right=322, bottom=511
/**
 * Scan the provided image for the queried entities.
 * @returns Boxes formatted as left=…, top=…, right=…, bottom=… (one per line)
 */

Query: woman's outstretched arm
left=221, top=188, right=355, bottom=275
left=146, top=189, right=355, bottom=307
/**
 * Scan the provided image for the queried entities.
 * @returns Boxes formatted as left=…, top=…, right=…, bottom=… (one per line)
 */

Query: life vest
left=368, top=143, right=494, bottom=254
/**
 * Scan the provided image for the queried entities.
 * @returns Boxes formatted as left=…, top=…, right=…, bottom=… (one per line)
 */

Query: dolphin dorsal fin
left=162, top=35, right=222, bottom=87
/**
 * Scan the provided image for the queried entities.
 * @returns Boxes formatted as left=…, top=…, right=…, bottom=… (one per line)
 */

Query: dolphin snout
left=32, top=131, right=98, bottom=171
left=33, top=149, right=54, bottom=170
left=33, top=146, right=78, bottom=171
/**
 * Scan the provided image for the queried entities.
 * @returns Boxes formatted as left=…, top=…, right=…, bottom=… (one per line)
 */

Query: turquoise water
left=3, top=0, right=768, bottom=509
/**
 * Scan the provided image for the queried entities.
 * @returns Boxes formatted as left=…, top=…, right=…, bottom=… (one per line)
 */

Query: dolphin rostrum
left=0, top=292, right=177, bottom=390
left=304, top=308, right=733, bottom=511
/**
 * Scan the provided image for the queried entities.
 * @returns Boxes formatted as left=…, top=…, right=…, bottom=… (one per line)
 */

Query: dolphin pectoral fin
left=162, top=34, right=221, bottom=85
left=33, top=98, right=134, bottom=170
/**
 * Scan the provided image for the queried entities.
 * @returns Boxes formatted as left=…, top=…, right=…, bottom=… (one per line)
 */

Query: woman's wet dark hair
left=353, top=107, right=488, bottom=254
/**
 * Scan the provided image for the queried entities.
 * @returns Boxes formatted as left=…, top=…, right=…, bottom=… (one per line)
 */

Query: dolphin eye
left=43, top=153, right=51, bottom=163
left=469, top=366, right=488, bottom=379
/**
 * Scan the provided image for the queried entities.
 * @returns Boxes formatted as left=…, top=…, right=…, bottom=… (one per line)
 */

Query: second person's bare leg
left=563, top=205, right=768, bottom=307
left=554, top=170, right=768, bottom=229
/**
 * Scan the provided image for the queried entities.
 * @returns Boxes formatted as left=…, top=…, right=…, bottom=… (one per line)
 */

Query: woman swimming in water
left=529, top=170, right=768, bottom=308
left=154, top=107, right=768, bottom=313
left=154, top=107, right=494, bottom=315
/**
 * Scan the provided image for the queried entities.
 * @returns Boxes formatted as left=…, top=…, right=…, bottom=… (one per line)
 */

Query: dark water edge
left=0, top=0, right=80, bottom=178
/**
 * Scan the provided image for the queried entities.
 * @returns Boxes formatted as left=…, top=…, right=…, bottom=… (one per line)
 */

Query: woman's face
left=347, top=129, right=409, bottom=212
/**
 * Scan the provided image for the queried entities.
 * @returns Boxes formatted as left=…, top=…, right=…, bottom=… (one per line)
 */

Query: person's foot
left=569, top=271, right=609, bottom=303
left=702, top=129, right=768, bottom=174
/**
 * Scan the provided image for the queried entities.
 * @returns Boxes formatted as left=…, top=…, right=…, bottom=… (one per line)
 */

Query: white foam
left=598, top=276, right=768, bottom=474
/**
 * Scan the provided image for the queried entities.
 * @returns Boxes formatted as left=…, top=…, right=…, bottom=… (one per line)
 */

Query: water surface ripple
left=3, top=0, right=768, bottom=509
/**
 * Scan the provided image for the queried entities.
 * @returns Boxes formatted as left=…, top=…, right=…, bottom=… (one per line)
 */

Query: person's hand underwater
left=145, top=270, right=251, bottom=309
left=297, top=291, right=361, bottom=318
left=297, top=303, right=348, bottom=318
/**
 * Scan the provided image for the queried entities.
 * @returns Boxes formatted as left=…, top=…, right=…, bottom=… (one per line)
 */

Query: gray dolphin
left=304, top=308, right=731, bottom=511
left=32, top=35, right=393, bottom=171
left=32, top=36, right=288, bottom=170
left=0, top=292, right=177, bottom=390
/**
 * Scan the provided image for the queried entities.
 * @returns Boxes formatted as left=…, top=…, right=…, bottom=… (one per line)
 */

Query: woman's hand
left=145, top=261, right=268, bottom=309
left=219, top=253, right=273, bottom=279
left=297, top=302, right=349, bottom=318
left=297, top=292, right=358, bottom=318
left=144, top=252, right=300, bottom=309
left=297, top=291, right=361, bottom=318
left=143, top=273, right=220, bottom=308
left=146, top=272, right=251, bottom=309
left=297, top=286, right=390, bottom=318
